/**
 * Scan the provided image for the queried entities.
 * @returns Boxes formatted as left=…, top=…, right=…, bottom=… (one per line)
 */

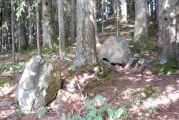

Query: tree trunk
left=120, top=0, right=128, bottom=23
left=156, top=0, right=163, bottom=43
left=102, top=0, right=104, bottom=32
left=11, top=0, right=15, bottom=63
left=94, top=0, right=99, bottom=44
left=18, top=17, right=26, bottom=50
left=27, top=0, right=35, bottom=47
left=42, top=0, right=53, bottom=49
left=161, top=0, right=179, bottom=61
left=117, top=0, right=119, bottom=36
left=57, top=0, right=66, bottom=58
left=134, top=0, right=148, bottom=41
left=36, top=0, right=41, bottom=56
left=71, top=0, right=76, bottom=41
left=75, top=0, right=97, bottom=67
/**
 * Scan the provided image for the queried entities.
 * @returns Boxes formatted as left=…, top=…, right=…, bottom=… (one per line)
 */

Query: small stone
left=0, top=100, right=13, bottom=107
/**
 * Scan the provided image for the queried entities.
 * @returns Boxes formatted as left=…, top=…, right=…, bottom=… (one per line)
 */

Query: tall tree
left=18, top=16, right=26, bottom=50
left=156, top=0, right=163, bottom=43
left=36, top=0, right=41, bottom=56
left=74, top=0, right=97, bottom=66
left=160, top=0, right=179, bottom=63
left=57, top=0, right=66, bottom=58
left=120, top=0, right=128, bottom=23
left=71, top=0, right=76, bottom=41
left=134, top=0, right=148, bottom=41
left=42, top=0, right=54, bottom=49
left=94, top=0, right=99, bottom=44
left=11, top=0, right=15, bottom=63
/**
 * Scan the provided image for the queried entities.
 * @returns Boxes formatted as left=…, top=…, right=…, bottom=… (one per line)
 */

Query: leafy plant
left=0, top=77, right=11, bottom=87
left=36, top=107, right=47, bottom=119
left=62, top=95, right=133, bottom=120
left=14, top=110, right=22, bottom=116
left=147, top=107, right=156, bottom=114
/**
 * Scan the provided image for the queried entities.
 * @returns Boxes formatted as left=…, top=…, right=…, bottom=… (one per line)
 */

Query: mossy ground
left=152, top=59, right=179, bottom=75
left=128, top=39, right=159, bottom=54
left=0, top=77, right=11, bottom=87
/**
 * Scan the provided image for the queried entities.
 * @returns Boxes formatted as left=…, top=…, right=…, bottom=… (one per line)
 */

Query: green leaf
left=99, top=107, right=106, bottom=114
left=89, top=109, right=97, bottom=117
left=94, top=115, right=102, bottom=120
left=93, top=95, right=103, bottom=102
left=107, top=108, right=114, bottom=118
left=61, top=113, right=66, bottom=120
left=86, top=115, right=92, bottom=120
left=85, top=100, right=93, bottom=109
left=147, top=107, right=155, bottom=114
left=114, top=108, right=124, bottom=118
left=36, top=107, right=47, bottom=119
left=71, top=115, right=82, bottom=120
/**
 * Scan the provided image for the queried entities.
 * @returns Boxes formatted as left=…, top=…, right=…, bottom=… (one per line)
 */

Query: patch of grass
left=152, top=59, right=179, bottom=75
left=85, top=81, right=103, bottom=93
left=148, top=30, right=156, bottom=37
left=29, top=43, right=59, bottom=56
left=128, top=39, right=159, bottom=54
left=128, top=18, right=135, bottom=24
left=99, top=33, right=111, bottom=37
left=65, top=39, right=75, bottom=47
left=29, top=50, right=38, bottom=56
left=0, top=62, right=25, bottom=74
left=0, top=78, right=11, bottom=87
left=66, top=47, right=73, bottom=53
left=97, top=19, right=116, bottom=32
left=84, top=65, right=123, bottom=93
left=140, top=85, right=155, bottom=98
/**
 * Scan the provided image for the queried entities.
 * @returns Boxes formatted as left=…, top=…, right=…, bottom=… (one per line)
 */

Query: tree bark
left=94, top=0, right=99, bottom=44
left=134, top=0, right=148, bottom=41
left=120, top=0, right=128, bottom=23
left=36, top=0, right=41, bottom=56
left=11, top=0, right=15, bottom=63
left=161, top=0, right=179, bottom=60
left=71, top=0, right=76, bottom=41
left=75, top=0, right=97, bottom=67
left=18, top=17, right=26, bottom=50
left=57, top=0, right=66, bottom=58
left=42, top=0, right=53, bottom=49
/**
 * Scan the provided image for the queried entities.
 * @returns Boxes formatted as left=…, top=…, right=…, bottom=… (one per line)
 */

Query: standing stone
left=16, top=56, right=61, bottom=111
left=98, top=36, right=131, bottom=65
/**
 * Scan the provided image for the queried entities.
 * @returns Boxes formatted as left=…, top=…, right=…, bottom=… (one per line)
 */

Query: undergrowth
left=129, top=39, right=159, bottom=54
left=0, top=62, right=25, bottom=74
left=152, top=59, right=179, bottom=75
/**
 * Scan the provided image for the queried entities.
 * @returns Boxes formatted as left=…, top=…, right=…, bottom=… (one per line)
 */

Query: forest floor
left=0, top=19, right=179, bottom=120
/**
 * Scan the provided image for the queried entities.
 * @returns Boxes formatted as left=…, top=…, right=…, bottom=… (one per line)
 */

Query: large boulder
left=98, top=36, right=131, bottom=65
left=16, top=56, right=61, bottom=111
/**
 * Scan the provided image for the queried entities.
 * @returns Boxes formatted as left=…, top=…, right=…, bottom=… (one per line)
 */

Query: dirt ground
left=0, top=21, right=179, bottom=120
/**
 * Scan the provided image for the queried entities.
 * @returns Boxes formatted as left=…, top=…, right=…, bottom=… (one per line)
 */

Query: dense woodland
left=0, top=0, right=179, bottom=119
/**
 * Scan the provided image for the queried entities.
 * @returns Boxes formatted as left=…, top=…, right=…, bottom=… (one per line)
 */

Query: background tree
left=36, top=0, right=41, bottom=56
left=11, top=0, right=15, bottom=63
left=57, top=0, right=66, bottom=58
left=71, top=0, right=76, bottom=41
left=120, top=0, right=128, bottom=23
left=75, top=0, right=97, bottom=66
left=134, top=0, right=148, bottom=41
left=42, top=0, right=54, bottom=49
left=160, top=0, right=179, bottom=64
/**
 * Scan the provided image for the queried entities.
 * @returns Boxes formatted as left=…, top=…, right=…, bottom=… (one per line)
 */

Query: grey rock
left=0, top=100, right=13, bottom=107
left=98, top=36, right=131, bottom=65
left=125, top=58, right=140, bottom=70
left=16, top=56, right=61, bottom=111
left=133, top=53, right=143, bottom=58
